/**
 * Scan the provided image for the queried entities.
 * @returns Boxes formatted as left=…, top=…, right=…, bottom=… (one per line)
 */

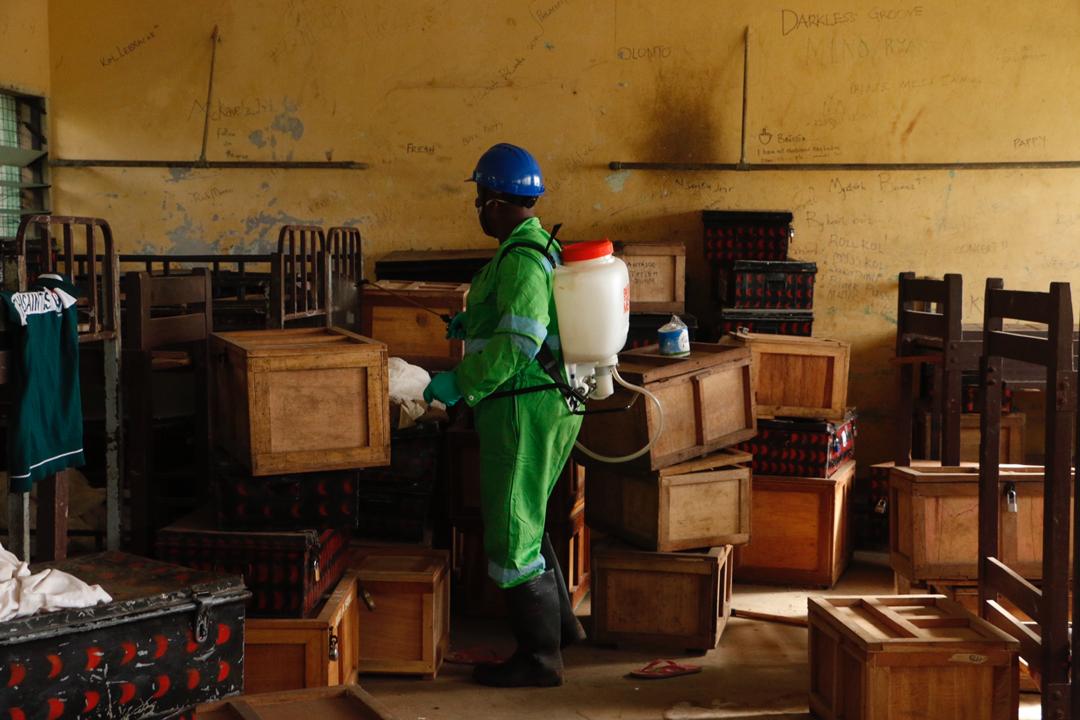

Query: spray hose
left=574, top=366, right=665, bottom=464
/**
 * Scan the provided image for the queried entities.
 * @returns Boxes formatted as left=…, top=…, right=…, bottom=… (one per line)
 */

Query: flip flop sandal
left=445, top=647, right=507, bottom=665
left=629, top=659, right=703, bottom=679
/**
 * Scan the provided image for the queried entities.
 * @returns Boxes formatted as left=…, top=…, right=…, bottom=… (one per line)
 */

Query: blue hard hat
left=467, top=143, right=545, bottom=197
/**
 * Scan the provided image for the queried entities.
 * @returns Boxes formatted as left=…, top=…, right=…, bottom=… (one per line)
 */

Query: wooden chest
left=734, top=460, right=854, bottom=588
left=197, top=685, right=396, bottom=719
left=244, top=572, right=360, bottom=694
left=210, top=327, right=390, bottom=476
left=2, top=553, right=249, bottom=719
left=919, top=412, right=1026, bottom=464
left=578, top=343, right=756, bottom=471
left=359, top=280, right=468, bottom=370
left=865, top=460, right=948, bottom=552
left=888, top=463, right=1052, bottom=582
left=723, top=332, right=849, bottom=420
left=353, top=550, right=450, bottom=679
left=585, top=449, right=751, bottom=552
left=808, top=595, right=1019, bottom=720
left=613, top=241, right=686, bottom=313
left=591, top=541, right=732, bottom=651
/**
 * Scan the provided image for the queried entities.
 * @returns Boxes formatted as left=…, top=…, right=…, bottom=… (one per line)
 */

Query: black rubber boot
left=473, top=570, right=564, bottom=688
left=541, top=533, right=587, bottom=648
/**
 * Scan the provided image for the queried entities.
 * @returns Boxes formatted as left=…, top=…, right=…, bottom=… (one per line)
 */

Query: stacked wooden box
left=613, top=240, right=698, bottom=351
left=720, top=332, right=855, bottom=588
left=703, top=210, right=815, bottom=337
left=359, top=280, right=469, bottom=371
left=158, top=326, right=392, bottom=695
left=579, top=342, right=755, bottom=650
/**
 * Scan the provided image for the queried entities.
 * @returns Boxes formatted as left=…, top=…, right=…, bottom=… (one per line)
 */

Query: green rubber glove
left=423, top=371, right=463, bottom=406
left=446, top=312, right=468, bottom=340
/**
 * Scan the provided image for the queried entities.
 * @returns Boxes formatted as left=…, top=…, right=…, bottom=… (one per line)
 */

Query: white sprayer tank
left=554, top=239, right=629, bottom=399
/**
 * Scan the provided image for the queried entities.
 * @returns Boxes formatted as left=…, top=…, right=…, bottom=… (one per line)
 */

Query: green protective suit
left=452, top=217, right=583, bottom=589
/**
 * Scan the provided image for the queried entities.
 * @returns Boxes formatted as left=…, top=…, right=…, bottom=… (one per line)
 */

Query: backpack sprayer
left=550, top=239, right=664, bottom=464
left=361, top=238, right=664, bottom=464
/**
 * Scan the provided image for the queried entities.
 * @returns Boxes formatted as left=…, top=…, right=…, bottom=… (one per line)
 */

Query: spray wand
left=359, top=279, right=452, bottom=324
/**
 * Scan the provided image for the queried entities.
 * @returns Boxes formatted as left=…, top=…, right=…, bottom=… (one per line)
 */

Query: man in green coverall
left=424, top=143, right=583, bottom=687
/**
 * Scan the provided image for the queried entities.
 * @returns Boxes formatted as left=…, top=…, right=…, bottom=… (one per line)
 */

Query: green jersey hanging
left=1, top=273, right=85, bottom=492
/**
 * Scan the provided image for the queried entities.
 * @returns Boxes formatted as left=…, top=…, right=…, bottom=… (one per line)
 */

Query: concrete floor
left=361, top=560, right=1043, bottom=719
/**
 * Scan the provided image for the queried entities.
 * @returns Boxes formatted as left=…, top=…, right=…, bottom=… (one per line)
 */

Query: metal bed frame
left=74, top=225, right=362, bottom=330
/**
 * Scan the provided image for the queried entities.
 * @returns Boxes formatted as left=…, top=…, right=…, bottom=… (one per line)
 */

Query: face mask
left=476, top=197, right=509, bottom=237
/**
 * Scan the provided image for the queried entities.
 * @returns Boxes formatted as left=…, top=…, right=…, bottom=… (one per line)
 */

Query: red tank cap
left=562, top=239, right=613, bottom=263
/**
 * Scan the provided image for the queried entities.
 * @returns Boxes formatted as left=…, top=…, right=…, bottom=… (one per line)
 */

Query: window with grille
left=0, top=90, right=48, bottom=241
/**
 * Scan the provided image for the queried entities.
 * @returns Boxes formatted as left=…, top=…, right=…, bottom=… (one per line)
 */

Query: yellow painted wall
left=43, top=0, right=1080, bottom=466
left=0, top=0, right=50, bottom=95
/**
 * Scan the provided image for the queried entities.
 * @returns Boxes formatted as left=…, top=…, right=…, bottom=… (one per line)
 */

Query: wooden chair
left=894, top=271, right=965, bottom=466
left=123, top=269, right=213, bottom=555
left=977, top=278, right=1076, bottom=719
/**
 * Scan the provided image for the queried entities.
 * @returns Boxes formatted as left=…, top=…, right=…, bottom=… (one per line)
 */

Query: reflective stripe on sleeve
left=496, top=313, right=548, bottom=341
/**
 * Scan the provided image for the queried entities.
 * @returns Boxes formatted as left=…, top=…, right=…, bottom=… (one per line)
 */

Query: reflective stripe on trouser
left=476, top=385, right=582, bottom=589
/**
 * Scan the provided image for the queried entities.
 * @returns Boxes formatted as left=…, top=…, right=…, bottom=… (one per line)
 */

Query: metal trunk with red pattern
left=156, top=513, right=350, bottom=618
left=213, top=455, right=357, bottom=531
left=702, top=210, right=793, bottom=262
left=737, top=411, right=857, bottom=478
left=716, top=309, right=815, bottom=337
left=714, top=260, right=817, bottom=309
left=0, top=552, right=247, bottom=719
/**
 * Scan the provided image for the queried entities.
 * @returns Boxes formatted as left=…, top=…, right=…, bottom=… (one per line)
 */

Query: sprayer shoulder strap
left=495, top=223, right=561, bottom=273
left=487, top=224, right=577, bottom=403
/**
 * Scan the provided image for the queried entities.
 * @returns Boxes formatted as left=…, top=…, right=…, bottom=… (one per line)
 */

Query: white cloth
left=0, top=543, right=111, bottom=621
left=388, top=357, right=442, bottom=427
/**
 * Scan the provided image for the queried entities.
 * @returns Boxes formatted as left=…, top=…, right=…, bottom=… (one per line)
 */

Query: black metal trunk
left=0, top=552, right=248, bottom=719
